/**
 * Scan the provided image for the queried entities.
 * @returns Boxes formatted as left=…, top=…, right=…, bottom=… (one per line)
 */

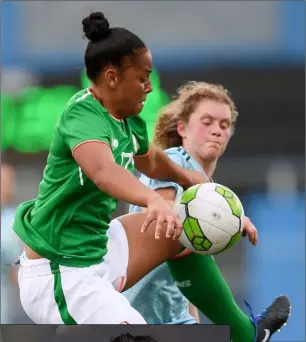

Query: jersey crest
left=111, top=138, right=119, bottom=149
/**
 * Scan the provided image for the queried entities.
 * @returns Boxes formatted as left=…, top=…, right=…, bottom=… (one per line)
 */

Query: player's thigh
left=18, top=259, right=64, bottom=324
left=19, top=255, right=146, bottom=324
left=104, top=218, right=129, bottom=292
left=60, top=264, right=146, bottom=324
left=117, top=212, right=183, bottom=290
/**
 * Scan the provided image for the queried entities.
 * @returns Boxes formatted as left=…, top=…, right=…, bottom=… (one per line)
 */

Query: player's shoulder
left=59, top=88, right=108, bottom=126
left=54, top=89, right=109, bottom=135
left=65, top=88, right=101, bottom=112
left=164, top=147, right=189, bottom=167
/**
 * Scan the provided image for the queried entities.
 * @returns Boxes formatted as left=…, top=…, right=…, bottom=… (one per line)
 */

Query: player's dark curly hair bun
left=82, top=12, right=110, bottom=42
left=83, top=12, right=146, bottom=82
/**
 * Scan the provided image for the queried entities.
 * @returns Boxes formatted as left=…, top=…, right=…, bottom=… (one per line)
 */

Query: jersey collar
left=88, top=88, right=124, bottom=122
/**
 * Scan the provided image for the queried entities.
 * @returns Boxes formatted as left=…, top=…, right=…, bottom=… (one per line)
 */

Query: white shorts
left=104, top=218, right=129, bottom=292
left=18, top=219, right=145, bottom=324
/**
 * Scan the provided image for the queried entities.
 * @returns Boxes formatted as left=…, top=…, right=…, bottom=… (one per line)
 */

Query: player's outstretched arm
left=134, top=144, right=207, bottom=189
left=73, top=141, right=182, bottom=238
left=73, top=141, right=155, bottom=207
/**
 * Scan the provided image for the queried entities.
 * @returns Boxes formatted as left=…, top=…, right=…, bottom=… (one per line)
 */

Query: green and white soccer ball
left=174, top=183, right=244, bottom=255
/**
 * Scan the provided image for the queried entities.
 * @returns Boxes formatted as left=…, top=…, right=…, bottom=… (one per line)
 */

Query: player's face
left=115, top=49, right=153, bottom=117
left=180, top=99, right=232, bottom=162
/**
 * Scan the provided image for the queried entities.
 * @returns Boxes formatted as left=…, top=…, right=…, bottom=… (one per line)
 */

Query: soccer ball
left=174, top=183, right=244, bottom=255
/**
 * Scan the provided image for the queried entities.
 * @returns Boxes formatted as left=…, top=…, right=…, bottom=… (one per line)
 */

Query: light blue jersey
left=124, top=146, right=205, bottom=324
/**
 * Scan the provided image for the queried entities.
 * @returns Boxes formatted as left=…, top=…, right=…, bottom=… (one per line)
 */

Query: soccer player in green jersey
left=13, top=12, right=291, bottom=334
left=13, top=12, right=206, bottom=324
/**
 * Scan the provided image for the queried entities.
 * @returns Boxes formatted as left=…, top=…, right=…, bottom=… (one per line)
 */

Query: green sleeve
left=58, top=100, right=111, bottom=152
left=128, top=115, right=150, bottom=156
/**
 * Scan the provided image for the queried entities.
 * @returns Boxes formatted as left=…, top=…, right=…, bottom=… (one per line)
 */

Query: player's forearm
left=93, top=163, right=158, bottom=207
left=148, top=148, right=190, bottom=188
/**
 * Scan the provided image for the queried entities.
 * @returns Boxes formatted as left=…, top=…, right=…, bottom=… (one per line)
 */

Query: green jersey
left=13, top=88, right=149, bottom=267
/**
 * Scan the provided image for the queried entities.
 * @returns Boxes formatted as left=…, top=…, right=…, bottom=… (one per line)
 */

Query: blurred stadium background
left=1, top=1, right=304, bottom=341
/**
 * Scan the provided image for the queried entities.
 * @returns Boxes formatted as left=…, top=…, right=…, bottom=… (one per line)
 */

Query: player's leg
left=113, top=214, right=255, bottom=342
left=18, top=250, right=146, bottom=324
left=168, top=253, right=255, bottom=342
left=115, top=213, right=183, bottom=289
left=111, top=213, right=290, bottom=342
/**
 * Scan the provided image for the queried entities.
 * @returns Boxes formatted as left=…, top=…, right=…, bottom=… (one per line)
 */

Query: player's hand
left=141, top=195, right=182, bottom=240
left=182, top=169, right=209, bottom=189
left=242, top=216, right=258, bottom=246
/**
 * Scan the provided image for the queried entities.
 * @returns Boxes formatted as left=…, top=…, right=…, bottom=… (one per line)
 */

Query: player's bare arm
left=134, top=144, right=207, bottom=189
left=242, top=216, right=258, bottom=246
left=73, top=141, right=157, bottom=207
left=73, top=141, right=182, bottom=238
left=139, top=187, right=180, bottom=238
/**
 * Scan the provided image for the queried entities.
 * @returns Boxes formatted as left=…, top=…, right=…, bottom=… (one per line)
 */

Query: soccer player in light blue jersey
left=125, top=82, right=240, bottom=325
left=124, top=82, right=290, bottom=342
left=127, top=145, right=205, bottom=325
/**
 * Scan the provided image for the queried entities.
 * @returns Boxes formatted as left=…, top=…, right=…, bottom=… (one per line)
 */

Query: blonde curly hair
left=153, top=81, right=238, bottom=150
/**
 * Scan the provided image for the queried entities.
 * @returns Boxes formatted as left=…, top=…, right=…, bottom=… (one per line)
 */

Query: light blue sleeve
left=129, top=149, right=185, bottom=213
